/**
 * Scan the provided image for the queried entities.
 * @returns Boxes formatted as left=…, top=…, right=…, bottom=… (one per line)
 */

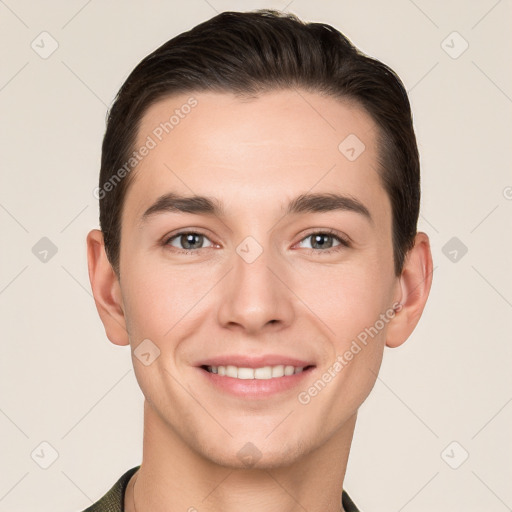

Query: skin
left=87, top=89, right=433, bottom=512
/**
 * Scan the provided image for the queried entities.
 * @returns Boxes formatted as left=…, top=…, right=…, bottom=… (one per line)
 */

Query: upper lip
left=196, top=355, right=315, bottom=368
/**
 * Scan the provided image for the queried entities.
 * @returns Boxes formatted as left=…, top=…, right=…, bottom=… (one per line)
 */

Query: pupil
left=182, top=233, right=202, bottom=250
left=313, top=234, right=332, bottom=249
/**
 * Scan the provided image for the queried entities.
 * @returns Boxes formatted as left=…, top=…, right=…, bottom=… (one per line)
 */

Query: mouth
left=200, top=364, right=315, bottom=380
left=197, top=363, right=316, bottom=399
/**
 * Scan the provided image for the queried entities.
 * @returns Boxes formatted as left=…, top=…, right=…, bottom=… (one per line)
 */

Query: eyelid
left=296, top=228, right=352, bottom=247
left=162, top=229, right=216, bottom=250
left=291, top=233, right=350, bottom=258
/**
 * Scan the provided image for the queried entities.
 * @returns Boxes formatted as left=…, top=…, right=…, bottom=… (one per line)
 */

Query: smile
left=203, top=364, right=312, bottom=379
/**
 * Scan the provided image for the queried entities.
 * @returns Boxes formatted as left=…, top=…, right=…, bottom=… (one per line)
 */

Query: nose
left=216, top=239, right=295, bottom=335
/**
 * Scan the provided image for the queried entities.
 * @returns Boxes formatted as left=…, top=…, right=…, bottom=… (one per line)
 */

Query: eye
left=297, top=230, right=350, bottom=253
left=162, top=229, right=350, bottom=255
left=164, top=231, right=214, bottom=252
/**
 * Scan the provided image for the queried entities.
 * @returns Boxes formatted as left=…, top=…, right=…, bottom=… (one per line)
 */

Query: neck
left=125, top=400, right=356, bottom=512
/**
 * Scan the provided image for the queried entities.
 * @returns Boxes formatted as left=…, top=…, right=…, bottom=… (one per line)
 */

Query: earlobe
left=385, top=232, right=433, bottom=348
left=86, top=229, right=130, bottom=346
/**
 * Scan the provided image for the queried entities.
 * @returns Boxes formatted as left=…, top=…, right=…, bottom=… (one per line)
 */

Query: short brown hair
left=98, top=9, right=420, bottom=277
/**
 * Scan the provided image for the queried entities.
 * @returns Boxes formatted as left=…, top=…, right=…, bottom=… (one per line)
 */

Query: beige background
left=1, top=1, right=511, bottom=511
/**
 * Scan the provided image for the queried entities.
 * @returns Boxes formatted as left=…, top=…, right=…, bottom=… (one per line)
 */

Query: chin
left=198, top=436, right=312, bottom=471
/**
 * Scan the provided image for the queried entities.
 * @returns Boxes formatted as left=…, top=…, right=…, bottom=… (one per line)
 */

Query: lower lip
left=197, top=367, right=315, bottom=399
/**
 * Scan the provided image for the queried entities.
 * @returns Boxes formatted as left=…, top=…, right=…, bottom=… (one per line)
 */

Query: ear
left=86, top=229, right=129, bottom=346
left=385, top=232, right=433, bottom=348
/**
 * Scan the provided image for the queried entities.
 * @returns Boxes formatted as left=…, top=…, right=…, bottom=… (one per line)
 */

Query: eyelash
left=162, top=229, right=351, bottom=256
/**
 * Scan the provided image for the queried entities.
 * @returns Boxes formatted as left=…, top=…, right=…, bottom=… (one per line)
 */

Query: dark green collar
left=81, top=465, right=361, bottom=512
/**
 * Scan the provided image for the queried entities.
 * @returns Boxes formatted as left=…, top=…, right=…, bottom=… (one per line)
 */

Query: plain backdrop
left=1, top=1, right=511, bottom=511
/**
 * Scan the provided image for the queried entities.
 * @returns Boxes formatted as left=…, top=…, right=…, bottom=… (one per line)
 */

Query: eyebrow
left=139, top=191, right=373, bottom=225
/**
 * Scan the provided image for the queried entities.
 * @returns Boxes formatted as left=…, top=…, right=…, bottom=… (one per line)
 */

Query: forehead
left=124, top=89, right=389, bottom=226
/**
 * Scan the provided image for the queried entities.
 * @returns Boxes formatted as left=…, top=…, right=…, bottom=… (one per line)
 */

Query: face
left=117, top=89, right=401, bottom=468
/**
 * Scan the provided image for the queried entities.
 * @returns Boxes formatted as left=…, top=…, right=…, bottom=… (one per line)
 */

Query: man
left=84, top=9, right=432, bottom=512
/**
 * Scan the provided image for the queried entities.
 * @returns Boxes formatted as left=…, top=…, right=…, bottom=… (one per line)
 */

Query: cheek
left=120, top=262, right=211, bottom=398
left=309, top=267, right=391, bottom=413
left=297, top=261, right=392, bottom=402
left=121, top=259, right=213, bottom=341
left=293, top=260, right=391, bottom=338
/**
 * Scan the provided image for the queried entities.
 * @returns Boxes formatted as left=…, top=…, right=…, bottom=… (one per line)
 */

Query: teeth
left=206, top=364, right=306, bottom=380
left=272, top=365, right=285, bottom=377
